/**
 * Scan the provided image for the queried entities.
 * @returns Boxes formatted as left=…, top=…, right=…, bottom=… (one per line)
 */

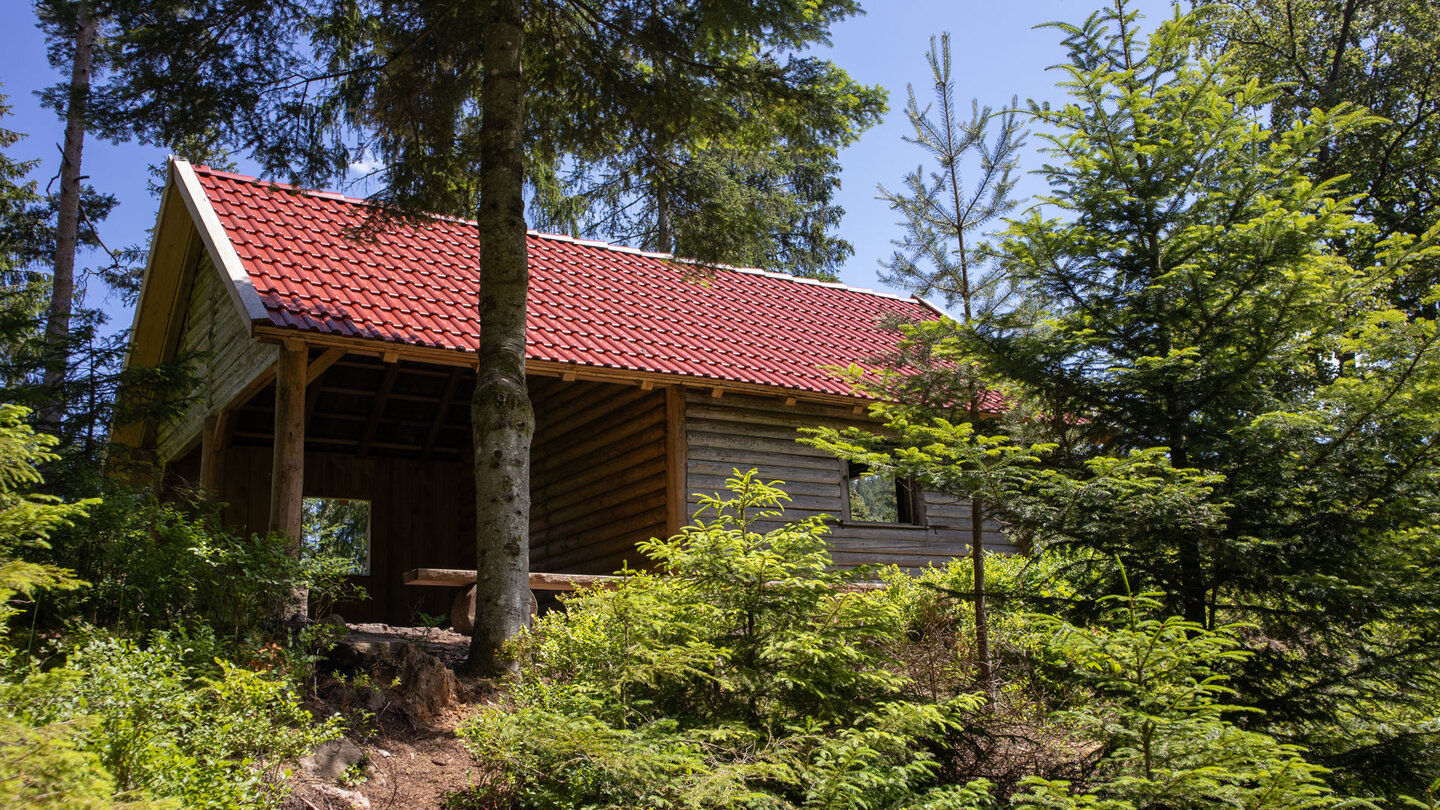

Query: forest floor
left=285, top=624, right=497, bottom=810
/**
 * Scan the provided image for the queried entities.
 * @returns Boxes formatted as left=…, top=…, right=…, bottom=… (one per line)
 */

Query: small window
left=845, top=461, right=919, bottom=525
left=302, top=497, right=372, bottom=575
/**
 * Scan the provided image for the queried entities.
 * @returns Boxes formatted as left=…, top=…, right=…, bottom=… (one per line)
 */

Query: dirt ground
left=286, top=624, right=500, bottom=810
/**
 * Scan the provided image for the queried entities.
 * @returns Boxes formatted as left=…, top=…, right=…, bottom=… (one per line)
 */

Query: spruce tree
left=818, top=0, right=1440, bottom=793
left=203, top=0, right=885, bottom=671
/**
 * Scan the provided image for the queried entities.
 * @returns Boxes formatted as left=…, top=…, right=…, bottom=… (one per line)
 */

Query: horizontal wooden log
left=404, top=568, right=622, bottom=591
left=542, top=384, right=655, bottom=437
left=685, top=389, right=865, bottom=423
left=685, top=403, right=874, bottom=432
left=534, top=498, right=668, bottom=557
left=534, top=446, right=665, bottom=505
left=688, top=446, right=840, bottom=475
left=686, top=460, right=842, bottom=487
left=543, top=411, right=665, bottom=471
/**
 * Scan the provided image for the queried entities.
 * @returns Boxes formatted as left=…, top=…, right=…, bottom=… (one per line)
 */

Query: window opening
left=301, top=497, right=372, bottom=575
left=845, top=461, right=918, bottom=525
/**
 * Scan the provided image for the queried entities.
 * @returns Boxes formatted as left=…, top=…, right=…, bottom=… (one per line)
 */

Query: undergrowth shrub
left=0, top=407, right=345, bottom=808
left=874, top=555, right=1064, bottom=701
left=1012, top=587, right=1352, bottom=810
left=458, top=470, right=995, bottom=809
left=5, top=631, right=342, bottom=809
left=39, top=484, right=362, bottom=638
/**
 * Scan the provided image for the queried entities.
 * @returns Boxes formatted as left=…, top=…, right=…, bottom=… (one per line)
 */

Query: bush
left=0, top=408, right=345, bottom=808
left=38, top=484, right=361, bottom=639
left=1012, top=588, right=1350, bottom=810
left=3, top=630, right=342, bottom=809
left=458, top=471, right=994, bottom=809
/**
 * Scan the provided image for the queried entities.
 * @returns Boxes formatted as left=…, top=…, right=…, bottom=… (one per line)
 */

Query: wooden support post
left=666, top=386, right=687, bottom=537
left=269, top=339, right=307, bottom=624
left=199, top=412, right=227, bottom=494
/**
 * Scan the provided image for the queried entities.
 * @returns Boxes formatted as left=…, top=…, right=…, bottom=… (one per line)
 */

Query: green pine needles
left=456, top=473, right=1359, bottom=809
left=458, top=471, right=991, bottom=809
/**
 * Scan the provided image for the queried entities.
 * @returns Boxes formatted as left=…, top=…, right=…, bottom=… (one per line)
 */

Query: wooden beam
left=269, top=341, right=307, bottom=622
left=307, top=347, right=346, bottom=384
left=711, top=387, right=724, bottom=398
left=423, top=366, right=463, bottom=461
left=358, top=360, right=400, bottom=458
left=199, top=413, right=225, bottom=494
left=250, top=324, right=882, bottom=411
left=302, top=345, right=346, bottom=433
left=666, top=386, right=687, bottom=537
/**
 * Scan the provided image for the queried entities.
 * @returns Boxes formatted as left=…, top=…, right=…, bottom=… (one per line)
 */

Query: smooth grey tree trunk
left=41, top=2, right=97, bottom=433
left=464, top=0, right=534, bottom=677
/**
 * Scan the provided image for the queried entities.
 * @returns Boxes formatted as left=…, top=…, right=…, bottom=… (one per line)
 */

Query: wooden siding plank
left=155, top=253, right=278, bottom=463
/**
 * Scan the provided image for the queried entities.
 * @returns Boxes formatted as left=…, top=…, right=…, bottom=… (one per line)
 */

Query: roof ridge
left=183, top=158, right=927, bottom=307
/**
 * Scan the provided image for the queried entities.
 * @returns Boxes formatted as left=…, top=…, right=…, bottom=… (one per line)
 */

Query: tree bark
left=464, top=0, right=533, bottom=677
left=40, top=2, right=97, bottom=433
left=270, top=341, right=308, bottom=624
left=1169, top=437, right=1206, bottom=626
left=970, top=497, right=995, bottom=703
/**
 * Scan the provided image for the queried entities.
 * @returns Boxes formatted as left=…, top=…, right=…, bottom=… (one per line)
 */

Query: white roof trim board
left=171, top=158, right=272, bottom=325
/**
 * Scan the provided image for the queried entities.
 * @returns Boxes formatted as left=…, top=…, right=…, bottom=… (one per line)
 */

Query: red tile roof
left=191, top=165, right=943, bottom=399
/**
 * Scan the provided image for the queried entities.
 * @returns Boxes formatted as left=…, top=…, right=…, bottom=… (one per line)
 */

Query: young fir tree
left=875, top=32, right=1025, bottom=703
left=1013, top=590, right=1346, bottom=810
left=820, top=0, right=1440, bottom=794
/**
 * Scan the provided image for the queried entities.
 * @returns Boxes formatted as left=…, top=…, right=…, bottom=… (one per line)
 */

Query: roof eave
left=170, top=157, right=271, bottom=329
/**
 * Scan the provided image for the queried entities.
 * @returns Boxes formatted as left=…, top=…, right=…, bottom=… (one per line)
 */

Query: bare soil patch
left=286, top=623, right=499, bottom=810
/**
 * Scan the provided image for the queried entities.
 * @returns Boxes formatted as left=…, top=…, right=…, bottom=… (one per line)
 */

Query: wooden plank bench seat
left=403, top=568, right=621, bottom=591
left=404, top=568, right=624, bottom=633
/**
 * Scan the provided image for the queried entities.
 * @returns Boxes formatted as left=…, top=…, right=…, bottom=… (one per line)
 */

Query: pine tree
left=875, top=32, right=1025, bottom=703
left=31, top=0, right=292, bottom=444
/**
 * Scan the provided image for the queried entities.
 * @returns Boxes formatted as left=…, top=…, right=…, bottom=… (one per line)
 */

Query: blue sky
left=0, top=1, right=1173, bottom=321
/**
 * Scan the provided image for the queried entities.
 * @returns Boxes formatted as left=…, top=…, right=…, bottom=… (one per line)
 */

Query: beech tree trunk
left=464, top=0, right=533, bottom=677
left=41, top=2, right=97, bottom=433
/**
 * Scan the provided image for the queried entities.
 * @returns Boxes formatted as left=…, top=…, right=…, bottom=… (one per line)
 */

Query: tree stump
left=450, top=584, right=539, bottom=635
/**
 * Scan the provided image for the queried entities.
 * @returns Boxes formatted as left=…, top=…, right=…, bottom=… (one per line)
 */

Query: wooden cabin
left=116, top=159, right=1008, bottom=625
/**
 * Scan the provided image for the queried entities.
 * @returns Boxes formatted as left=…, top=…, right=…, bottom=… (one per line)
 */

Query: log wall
left=155, top=253, right=277, bottom=463
left=214, top=445, right=473, bottom=624
left=682, top=390, right=1012, bottom=569
left=528, top=377, right=670, bottom=575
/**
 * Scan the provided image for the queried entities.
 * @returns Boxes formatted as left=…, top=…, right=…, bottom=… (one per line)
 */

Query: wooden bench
left=403, top=568, right=622, bottom=633
left=404, top=567, right=888, bottom=634
left=404, top=568, right=622, bottom=591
